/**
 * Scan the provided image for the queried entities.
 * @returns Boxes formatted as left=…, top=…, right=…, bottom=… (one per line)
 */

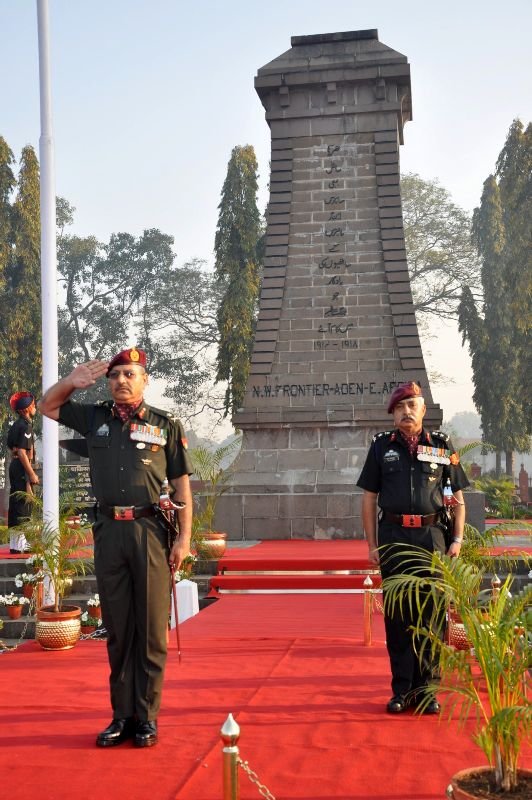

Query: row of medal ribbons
left=130, top=422, right=167, bottom=446
left=416, top=445, right=450, bottom=465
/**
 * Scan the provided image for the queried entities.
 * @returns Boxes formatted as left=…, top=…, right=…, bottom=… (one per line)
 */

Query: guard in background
left=357, top=381, right=469, bottom=715
left=7, top=391, right=39, bottom=553
left=39, top=348, right=193, bottom=748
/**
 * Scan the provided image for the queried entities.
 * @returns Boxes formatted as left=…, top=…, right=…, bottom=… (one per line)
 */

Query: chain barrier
left=238, top=759, right=276, bottom=800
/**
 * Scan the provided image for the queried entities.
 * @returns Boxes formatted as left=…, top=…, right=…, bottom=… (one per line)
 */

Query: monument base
left=217, top=407, right=444, bottom=541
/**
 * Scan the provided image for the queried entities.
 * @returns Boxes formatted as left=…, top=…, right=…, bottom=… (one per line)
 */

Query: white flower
left=81, top=611, right=89, bottom=623
left=0, top=593, right=30, bottom=606
left=87, top=594, right=100, bottom=607
left=14, top=578, right=23, bottom=588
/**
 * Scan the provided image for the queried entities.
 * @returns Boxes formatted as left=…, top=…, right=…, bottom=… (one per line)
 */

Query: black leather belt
left=98, top=504, right=156, bottom=521
left=382, top=511, right=440, bottom=528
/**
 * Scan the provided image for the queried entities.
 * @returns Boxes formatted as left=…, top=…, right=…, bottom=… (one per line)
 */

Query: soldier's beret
left=106, top=347, right=147, bottom=376
left=387, top=381, right=423, bottom=413
left=9, top=391, right=35, bottom=411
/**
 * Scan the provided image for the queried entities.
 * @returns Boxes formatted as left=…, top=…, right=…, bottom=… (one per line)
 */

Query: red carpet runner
left=4, top=589, right=527, bottom=799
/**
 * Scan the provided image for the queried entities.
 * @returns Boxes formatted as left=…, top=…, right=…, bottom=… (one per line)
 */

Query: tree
left=138, top=257, right=224, bottom=417
left=459, top=120, right=531, bottom=476
left=0, top=143, right=42, bottom=461
left=57, top=211, right=222, bottom=422
left=214, top=145, right=263, bottom=417
left=401, top=172, right=480, bottom=322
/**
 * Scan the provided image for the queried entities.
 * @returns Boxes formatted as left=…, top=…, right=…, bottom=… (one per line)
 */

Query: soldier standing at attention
left=356, top=381, right=469, bottom=715
left=7, top=391, right=39, bottom=553
left=39, top=348, right=193, bottom=748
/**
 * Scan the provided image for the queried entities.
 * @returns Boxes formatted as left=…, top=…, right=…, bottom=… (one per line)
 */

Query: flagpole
left=37, top=0, right=59, bottom=603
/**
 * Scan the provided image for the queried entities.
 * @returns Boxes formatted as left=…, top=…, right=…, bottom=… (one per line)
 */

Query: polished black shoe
left=418, top=698, right=441, bottom=715
left=135, top=720, right=158, bottom=747
left=386, top=694, right=408, bottom=714
left=96, top=717, right=135, bottom=747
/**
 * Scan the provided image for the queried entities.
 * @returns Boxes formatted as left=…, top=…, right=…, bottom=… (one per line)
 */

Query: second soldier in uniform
left=357, top=381, right=469, bottom=715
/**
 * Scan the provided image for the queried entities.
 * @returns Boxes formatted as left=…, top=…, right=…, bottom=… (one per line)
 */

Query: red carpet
left=3, top=592, right=527, bottom=800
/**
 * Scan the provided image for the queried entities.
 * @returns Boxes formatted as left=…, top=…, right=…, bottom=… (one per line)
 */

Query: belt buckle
left=113, top=506, right=135, bottom=521
left=402, top=514, right=422, bottom=528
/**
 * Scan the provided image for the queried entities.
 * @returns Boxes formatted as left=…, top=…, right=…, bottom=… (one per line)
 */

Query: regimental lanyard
left=130, top=422, right=167, bottom=446
left=416, top=445, right=450, bottom=465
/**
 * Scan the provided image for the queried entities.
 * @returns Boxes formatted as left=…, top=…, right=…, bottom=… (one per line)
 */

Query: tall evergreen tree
left=0, top=144, right=42, bottom=461
left=214, top=145, right=262, bottom=417
left=0, top=137, right=17, bottom=455
left=459, top=120, right=531, bottom=475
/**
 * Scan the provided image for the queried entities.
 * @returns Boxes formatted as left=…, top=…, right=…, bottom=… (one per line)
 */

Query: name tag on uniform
left=417, top=445, right=450, bottom=465
left=130, top=422, right=167, bottom=446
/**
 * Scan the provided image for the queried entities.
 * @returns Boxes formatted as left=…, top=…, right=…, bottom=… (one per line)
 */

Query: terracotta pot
left=22, top=583, right=34, bottom=599
left=7, top=605, right=23, bottom=619
left=197, top=531, right=227, bottom=560
left=91, top=605, right=102, bottom=619
left=80, top=625, right=96, bottom=635
left=36, top=604, right=81, bottom=650
left=448, top=766, right=532, bottom=799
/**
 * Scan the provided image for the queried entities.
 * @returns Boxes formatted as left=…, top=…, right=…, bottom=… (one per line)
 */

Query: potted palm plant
left=382, top=541, right=531, bottom=798
left=13, top=491, right=93, bottom=650
left=189, top=437, right=241, bottom=559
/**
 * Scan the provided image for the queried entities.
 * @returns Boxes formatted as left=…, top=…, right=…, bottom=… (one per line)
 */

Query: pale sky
left=1, top=0, right=531, bottom=428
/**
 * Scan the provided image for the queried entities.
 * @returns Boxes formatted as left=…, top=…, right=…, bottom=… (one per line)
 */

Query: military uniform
left=58, top=398, right=192, bottom=722
left=7, top=414, right=35, bottom=530
left=357, top=428, right=469, bottom=698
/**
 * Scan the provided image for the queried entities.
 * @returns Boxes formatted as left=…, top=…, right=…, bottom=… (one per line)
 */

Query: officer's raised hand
left=70, top=360, right=110, bottom=389
left=39, top=359, right=110, bottom=421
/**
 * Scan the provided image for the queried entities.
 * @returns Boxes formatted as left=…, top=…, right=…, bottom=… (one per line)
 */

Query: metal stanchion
left=221, top=713, right=240, bottom=800
left=363, top=575, right=374, bottom=646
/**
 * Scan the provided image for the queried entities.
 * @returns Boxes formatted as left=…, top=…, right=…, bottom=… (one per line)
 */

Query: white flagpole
left=37, top=0, right=59, bottom=604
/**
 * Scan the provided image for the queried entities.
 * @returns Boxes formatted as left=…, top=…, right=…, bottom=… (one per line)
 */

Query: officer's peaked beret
left=106, top=347, right=147, bottom=376
left=387, top=381, right=423, bottom=413
left=9, top=391, right=35, bottom=411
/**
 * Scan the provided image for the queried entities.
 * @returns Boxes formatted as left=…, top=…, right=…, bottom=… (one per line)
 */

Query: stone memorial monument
left=218, top=29, right=443, bottom=540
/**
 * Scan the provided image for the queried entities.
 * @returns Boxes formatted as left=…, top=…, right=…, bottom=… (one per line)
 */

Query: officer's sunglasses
left=108, top=369, right=145, bottom=380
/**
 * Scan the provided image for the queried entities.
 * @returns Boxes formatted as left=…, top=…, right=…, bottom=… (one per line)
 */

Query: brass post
left=220, top=713, right=240, bottom=800
left=363, top=575, right=374, bottom=646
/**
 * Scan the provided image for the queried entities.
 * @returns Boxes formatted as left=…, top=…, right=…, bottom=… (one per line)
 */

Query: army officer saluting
left=39, top=348, right=193, bottom=748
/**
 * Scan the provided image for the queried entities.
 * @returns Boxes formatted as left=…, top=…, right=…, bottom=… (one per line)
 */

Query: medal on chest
left=416, top=445, right=450, bottom=465
left=130, top=422, right=167, bottom=446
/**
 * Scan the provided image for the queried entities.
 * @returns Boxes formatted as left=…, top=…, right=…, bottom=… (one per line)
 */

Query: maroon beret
left=9, top=391, right=35, bottom=412
left=387, top=382, right=423, bottom=413
left=106, top=347, right=147, bottom=376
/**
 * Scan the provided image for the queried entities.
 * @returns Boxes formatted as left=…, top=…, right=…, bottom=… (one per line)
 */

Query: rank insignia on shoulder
left=431, top=430, right=450, bottom=443
left=373, top=430, right=393, bottom=442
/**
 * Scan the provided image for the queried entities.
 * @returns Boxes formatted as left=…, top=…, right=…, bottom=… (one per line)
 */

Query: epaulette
left=372, top=430, right=393, bottom=442
left=431, top=430, right=450, bottom=443
left=146, top=405, right=173, bottom=421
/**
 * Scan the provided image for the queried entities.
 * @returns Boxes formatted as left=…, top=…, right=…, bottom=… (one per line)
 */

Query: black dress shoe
left=96, top=717, right=135, bottom=747
left=417, top=698, right=441, bottom=715
left=135, top=720, right=158, bottom=747
left=386, top=694, right=408, bottom=714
